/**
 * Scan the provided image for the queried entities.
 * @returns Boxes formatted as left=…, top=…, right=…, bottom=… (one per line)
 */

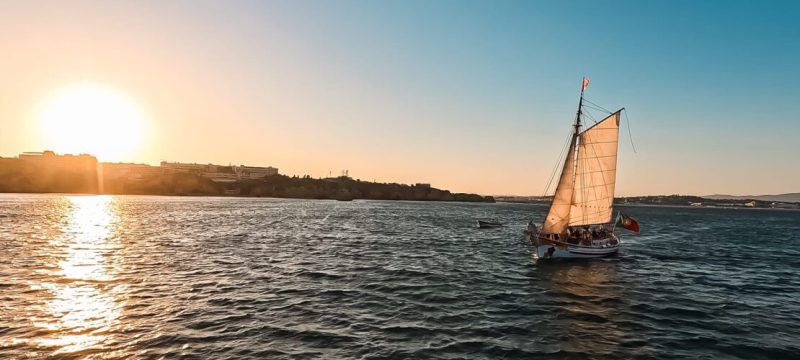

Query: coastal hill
left=0, top=152, right=493, bottom=202
left=106, top=173, right=494, bottom=202
left=704, top=193, right=800, bottom=203
left=617, top=195, right=797, bottom=209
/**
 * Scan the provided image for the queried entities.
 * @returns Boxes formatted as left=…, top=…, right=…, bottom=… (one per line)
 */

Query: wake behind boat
left=527, top=78, right=638, bottom=259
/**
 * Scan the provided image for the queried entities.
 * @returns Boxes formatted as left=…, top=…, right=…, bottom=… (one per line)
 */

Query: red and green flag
left=617, top=212, right=640, bottom=233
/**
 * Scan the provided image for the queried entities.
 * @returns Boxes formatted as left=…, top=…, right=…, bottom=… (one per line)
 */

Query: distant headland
left=0, top=151, right=494, bottom=203
left=495, top=194, right=799, bottom=209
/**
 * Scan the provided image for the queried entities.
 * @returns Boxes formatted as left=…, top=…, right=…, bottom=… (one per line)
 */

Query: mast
left=568, top=78, right=585, bottom=227
left=573, top=78, right=588, bottom=159
left=540, top=78, right=587, bottom=235
left=575, top=79, right=585, bottom=135
left=541, top=77, right=621, bottom=233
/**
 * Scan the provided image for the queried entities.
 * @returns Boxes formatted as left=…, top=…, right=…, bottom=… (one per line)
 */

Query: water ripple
left=0, top=195, right=798, bottom=359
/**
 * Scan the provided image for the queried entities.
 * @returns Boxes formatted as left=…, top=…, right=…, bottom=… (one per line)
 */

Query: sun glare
left=38, top=84, right=146, bottom=161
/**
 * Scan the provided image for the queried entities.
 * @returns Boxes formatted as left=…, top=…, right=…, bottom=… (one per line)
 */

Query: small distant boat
left=477, top=219, right=503, bottom=228
left=527, top=78, right=638, bottom=259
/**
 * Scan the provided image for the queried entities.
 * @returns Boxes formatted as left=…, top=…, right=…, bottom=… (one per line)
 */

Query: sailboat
left=527, top=78, right=628, bottom=259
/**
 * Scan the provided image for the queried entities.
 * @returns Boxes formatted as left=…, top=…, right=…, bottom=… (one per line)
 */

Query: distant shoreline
left=495, top=194, right=799, bottom=210
left=0, top=151, right=493, bottom=203
left=496, top=200, right=800, bottom=211
left=617, top=203, right=800, bottom=211
left=0, top=192, right=498, bottom=204
left=0, top=173, right=495, bottom=203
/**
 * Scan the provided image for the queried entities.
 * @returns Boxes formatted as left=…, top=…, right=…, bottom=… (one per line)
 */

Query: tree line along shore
left=0, top=160, right=494, bottom=202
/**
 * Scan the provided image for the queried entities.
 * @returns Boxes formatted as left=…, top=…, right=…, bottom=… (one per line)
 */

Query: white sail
left=569, top=111, right=621, bottom=226
left=541, top=134, right=577, bottom=234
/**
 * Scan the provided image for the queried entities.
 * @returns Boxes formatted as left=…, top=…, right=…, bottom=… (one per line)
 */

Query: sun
left=38, top=84, right=147, bottom=161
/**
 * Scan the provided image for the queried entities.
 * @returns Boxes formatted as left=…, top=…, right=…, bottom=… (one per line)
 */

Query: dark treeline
left=107, top=174, right=494, bottom=202
left=104, top=173, right=221, bottom=196
left=0, top=160, right=494, bottom=202
left=238, top=175, right=493, bottom=202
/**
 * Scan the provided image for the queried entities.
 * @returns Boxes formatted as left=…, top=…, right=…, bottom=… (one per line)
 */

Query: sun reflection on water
left=31, top=196, right=123, bottom=354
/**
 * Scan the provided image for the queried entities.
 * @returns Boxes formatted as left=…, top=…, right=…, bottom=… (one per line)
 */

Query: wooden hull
left=535, top=243, right=619, bottom=259
left=531, top=234, right=620, bottom=259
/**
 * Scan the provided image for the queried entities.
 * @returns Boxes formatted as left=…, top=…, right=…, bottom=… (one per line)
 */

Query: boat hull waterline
left=531, top=234, right=620, bottom=259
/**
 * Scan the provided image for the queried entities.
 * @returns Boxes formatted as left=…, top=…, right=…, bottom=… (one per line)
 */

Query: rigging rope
left=583, top=103, right=609, bottom=115
left=542, top=128, right=574, bottom=197
left=583, top=98, right=612, bottom=113
left=582, top=108, right=597, bottom=123
left=623, top=109, right=638, bottom=154
left=585, top=97, right=637, bottom=154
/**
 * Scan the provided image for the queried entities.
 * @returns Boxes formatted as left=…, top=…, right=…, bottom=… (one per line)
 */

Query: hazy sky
left=1, top=0, right=798, bottom=196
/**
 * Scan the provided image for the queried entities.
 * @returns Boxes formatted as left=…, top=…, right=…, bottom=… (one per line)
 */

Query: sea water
left=1, top=194, right=798, bottom=359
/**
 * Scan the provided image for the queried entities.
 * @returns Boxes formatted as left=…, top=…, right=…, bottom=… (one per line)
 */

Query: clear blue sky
left=1, top=0, right=798, bottom=195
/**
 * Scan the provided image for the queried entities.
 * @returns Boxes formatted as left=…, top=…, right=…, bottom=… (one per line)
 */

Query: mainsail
left=542, top=111, right=621, bottom=234
left=570, top=111, right=621, bottom=225
left=541, top=134, right=577, bottom=234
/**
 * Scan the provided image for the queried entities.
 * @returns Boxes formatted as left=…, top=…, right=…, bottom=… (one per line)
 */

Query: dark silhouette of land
left=0, top=152, right=494, bottom=202
left=704, top=193, right=800, bottom=203
left=618, top=195, right=798, bottom=209
left=494, top=194, right=798, bottom=209
left=104, top=173, right=493, bottom=202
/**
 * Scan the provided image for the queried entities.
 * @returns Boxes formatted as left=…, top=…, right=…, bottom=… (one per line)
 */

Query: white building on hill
left=160, top=161, right=278, bottom=182
left=235, top=165, right=279, bottom=179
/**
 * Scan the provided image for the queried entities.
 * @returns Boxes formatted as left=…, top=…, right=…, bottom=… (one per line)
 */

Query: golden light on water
left=30, top=196, right=123, bottom=354
left=58, top=196, right=116, bottom=282
left=37, top=84, right=147, bottom=161
left=536, top=263, right=625, bottom=354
